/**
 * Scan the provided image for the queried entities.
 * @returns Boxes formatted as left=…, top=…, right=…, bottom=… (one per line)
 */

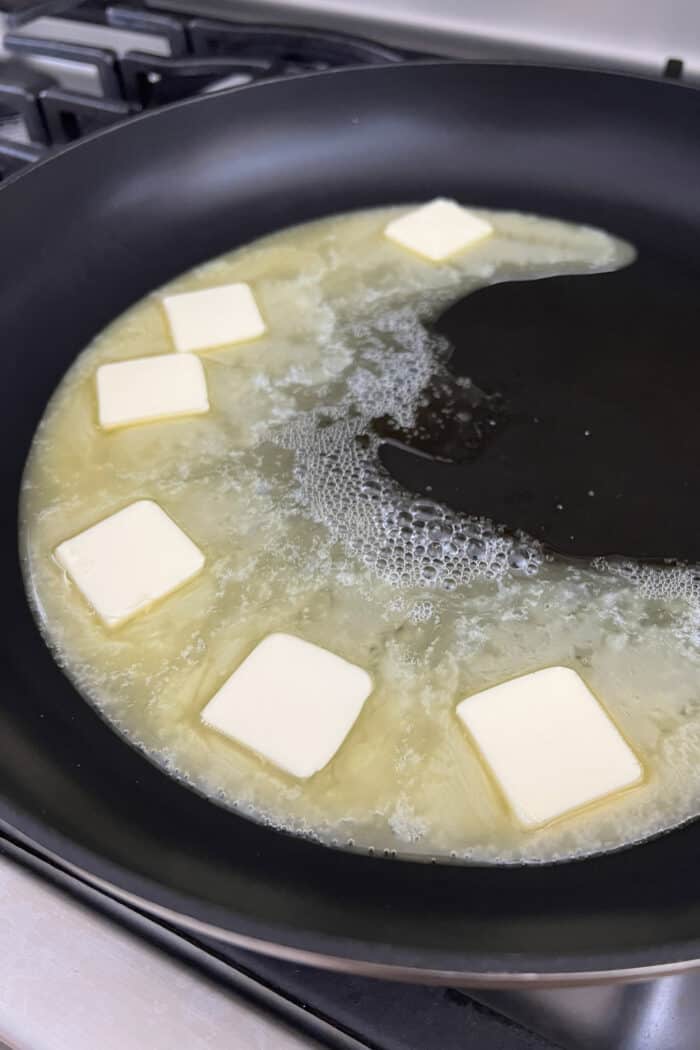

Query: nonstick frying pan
left=2, top=62, right=700, bottom=986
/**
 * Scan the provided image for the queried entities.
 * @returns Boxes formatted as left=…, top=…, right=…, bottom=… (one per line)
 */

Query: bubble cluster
left=273, top=306, right=543, bottom=592
left=600, top=559, right=700, bottom=604
left=409, top=600, right=436, bottom=624
left=344, top=306, right=442, bottom=428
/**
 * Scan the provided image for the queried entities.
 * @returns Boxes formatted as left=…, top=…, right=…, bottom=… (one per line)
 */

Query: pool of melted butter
left=20, top=205, right=700, bottom=863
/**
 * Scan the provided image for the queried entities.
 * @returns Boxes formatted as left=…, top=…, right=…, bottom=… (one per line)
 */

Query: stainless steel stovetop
left=1, top=3, right=699, bottom=1048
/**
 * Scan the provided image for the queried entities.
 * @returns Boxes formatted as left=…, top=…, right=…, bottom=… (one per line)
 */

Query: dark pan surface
left=383, top=258, right=700, bottom=562
left=2, top=63, right=700, bottom=981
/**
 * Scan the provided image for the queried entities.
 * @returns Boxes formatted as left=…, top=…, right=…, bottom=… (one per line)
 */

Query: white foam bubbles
left=273, top=304, right=543, bottom=592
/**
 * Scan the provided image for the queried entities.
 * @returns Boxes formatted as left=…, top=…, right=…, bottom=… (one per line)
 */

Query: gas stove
left=1, top=0, right=698, bottom=179
left=0, top=2, right=414, bottom=178
left=1, top=4, right=699, bottom=1049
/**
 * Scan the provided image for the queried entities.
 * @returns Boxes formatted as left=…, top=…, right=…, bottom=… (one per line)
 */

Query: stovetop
left=0, top=1, right=417, bottom=179
left=1, top=4, right=699, bottom=1049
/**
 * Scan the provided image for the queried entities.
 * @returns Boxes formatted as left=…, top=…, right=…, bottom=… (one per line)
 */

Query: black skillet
left=1, top=62, right=700, bottom=986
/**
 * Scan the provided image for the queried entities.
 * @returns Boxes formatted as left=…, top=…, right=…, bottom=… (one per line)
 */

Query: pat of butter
left=96, top=353, right=209, bottom=430
left=162, top=282, right=266, bottom=353
left=384, top=198, right=493, bottom=261
left=456, top=666, right=642, bottom=828
left=201, top=633, right=373, bottom=778
left=54, top=500, right=205, bottom=628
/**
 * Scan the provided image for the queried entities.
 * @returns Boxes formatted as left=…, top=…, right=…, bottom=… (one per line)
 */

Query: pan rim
left=0, top=57, right=695, bottom=198
left=5, top=807, right=700, bottom=984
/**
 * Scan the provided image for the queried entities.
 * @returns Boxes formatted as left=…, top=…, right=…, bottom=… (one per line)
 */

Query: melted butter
left=20, top=205, right=700, bottom=863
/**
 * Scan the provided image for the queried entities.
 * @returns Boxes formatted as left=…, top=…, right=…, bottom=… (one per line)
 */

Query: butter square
left=201, top=633, right=373, bottom=778
left=96, top=353, right=209, bottom=430
left=54, top=500, right=205, bottom=628
left=384, top=198, right=493, bottom=261
left=162, top=282, right=266, bottom=353
left=456, top=666, right=642, bottom=828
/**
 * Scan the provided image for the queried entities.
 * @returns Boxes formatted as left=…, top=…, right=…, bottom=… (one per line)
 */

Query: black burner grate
left=0, top=0, right=409, bottom=177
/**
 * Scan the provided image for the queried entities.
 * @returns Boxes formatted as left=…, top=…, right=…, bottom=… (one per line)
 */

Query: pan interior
left=21, top=200, right=700, bottom=866
left=4, top=64, right=700, bottom=974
